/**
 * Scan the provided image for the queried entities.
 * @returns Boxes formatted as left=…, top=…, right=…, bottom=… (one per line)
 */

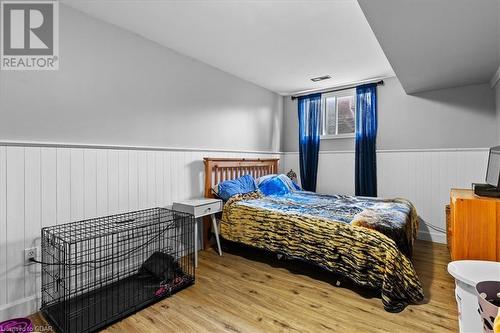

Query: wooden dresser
left=449, top=188, right=500, bottom=261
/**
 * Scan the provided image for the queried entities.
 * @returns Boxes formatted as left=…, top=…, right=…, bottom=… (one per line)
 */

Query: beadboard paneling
left=0, top=145, right=278, bottom=321
left=6, top=147, right=25, bottom=305
left=282, top=148, right=489, bottom=243
left=41, top=148, right=57, bottom=229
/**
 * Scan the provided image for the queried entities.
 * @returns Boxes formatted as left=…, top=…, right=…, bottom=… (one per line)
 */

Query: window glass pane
left=325, top=97, right=336, bottom=135
left=337, top=95, right=355, bottom=134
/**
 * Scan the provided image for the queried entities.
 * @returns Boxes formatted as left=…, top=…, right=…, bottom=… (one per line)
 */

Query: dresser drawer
left=193, top=201, right=222, bottom=217
left=172, top=199, right=222, bottom=218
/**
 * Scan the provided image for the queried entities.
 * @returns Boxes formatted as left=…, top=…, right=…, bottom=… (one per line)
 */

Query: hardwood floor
left=31, top=240, right=458, bottom=333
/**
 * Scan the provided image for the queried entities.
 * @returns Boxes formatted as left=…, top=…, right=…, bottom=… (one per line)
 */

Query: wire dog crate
left=40, top=208, right=195, bottom=333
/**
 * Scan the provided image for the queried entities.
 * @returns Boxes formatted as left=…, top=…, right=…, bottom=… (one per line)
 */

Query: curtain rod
left=290, top=79, right=384, bottom=100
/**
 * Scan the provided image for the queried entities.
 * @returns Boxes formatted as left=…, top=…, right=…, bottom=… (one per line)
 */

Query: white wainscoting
left=0, top=143, right=279, bottom=321
left=282, top=148, right=489, bottom=243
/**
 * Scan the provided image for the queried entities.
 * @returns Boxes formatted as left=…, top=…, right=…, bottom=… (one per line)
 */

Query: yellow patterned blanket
left=220, top=191, right=424, bottom=312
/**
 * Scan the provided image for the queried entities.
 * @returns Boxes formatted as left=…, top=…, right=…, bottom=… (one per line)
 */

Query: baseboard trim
left=417, top=230, right=446, bottom=244
left=0, top=295, right=39, bottom=322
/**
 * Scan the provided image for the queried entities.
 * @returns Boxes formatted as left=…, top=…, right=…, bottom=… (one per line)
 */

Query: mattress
left=220, top=191, right=424, bottom=312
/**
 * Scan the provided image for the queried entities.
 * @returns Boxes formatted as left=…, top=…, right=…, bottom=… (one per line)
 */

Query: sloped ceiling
left=63, top=0, right=394, bottom=95
left=358, top=0, right=500, bottom=94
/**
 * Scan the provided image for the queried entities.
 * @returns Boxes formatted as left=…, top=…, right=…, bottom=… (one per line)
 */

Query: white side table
left=172, top=198, right=223, bottom=267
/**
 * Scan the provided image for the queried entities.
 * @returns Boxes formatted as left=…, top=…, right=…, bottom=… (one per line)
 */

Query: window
left=320, top=89, right=356, bottom=139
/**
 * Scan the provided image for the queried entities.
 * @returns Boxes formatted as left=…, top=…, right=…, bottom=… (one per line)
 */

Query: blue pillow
left=256, top=173, right=277, bottom=186
left=218, top=174, right=257, bottom=201
left=258, top=175, right=291, bottom=196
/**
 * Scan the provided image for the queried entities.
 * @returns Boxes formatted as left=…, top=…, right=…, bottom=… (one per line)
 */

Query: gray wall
left=282, top=76, right=497, bottom=151
left=0, top=5, right=282, bottom=152
left=497, top=83, right=500, bottom=142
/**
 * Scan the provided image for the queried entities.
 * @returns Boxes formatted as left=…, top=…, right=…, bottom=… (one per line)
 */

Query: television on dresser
left=473, top=146, right=500, bottom=197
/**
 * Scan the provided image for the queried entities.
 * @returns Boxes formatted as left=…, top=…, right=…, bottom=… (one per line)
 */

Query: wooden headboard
left=204, top=158, right=279, bottom=198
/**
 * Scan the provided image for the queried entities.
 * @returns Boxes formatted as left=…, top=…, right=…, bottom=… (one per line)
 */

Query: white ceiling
left=358, top=0, right=500, bottom=94
left=62, top=0, right=394, bottom=95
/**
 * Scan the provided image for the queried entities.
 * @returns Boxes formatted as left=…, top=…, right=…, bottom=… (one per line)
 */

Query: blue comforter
left=235, top=191, right=417, bottom=258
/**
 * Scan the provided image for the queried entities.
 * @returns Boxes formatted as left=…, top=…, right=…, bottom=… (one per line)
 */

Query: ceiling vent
left=310, top=75, right=331, bottom=82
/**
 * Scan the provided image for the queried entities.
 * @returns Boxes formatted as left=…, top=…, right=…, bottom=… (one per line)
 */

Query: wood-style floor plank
left=30, top=240, right=458, bottom=332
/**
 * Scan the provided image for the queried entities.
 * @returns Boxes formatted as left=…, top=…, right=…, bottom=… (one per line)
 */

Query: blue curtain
left=298, top=93, right=321, bottom=192
left=355, top=84, right=377, bottom=197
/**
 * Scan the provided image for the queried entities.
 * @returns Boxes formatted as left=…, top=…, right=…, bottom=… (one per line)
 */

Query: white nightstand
left=172, top=198, right=223, bottom=267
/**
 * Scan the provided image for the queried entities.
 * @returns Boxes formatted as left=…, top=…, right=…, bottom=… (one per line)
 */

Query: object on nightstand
left=172, top=198, right=223, bottom=267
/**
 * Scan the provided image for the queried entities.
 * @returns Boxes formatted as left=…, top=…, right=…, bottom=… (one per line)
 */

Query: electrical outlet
left=25, top=247, right=37, bottom=264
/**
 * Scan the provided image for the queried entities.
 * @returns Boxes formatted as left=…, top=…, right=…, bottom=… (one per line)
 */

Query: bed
left=204, top=158, right=424, bottom=313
